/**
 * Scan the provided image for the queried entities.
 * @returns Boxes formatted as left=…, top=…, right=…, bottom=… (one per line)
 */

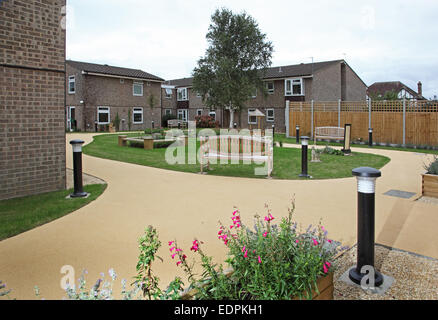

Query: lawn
left=83, top=134, right=390, bottom=180
left=0, top=184, right=107, bottom=241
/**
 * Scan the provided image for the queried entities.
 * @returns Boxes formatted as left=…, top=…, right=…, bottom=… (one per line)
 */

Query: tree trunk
left=229, top=108, right=235, bottom=128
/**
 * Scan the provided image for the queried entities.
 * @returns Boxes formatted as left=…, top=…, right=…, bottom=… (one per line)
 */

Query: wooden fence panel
left=288, top=101, right=438, bottom=146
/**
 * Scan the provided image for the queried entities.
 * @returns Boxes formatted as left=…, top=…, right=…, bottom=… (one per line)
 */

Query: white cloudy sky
left=66, top=0, right=438, bottom=98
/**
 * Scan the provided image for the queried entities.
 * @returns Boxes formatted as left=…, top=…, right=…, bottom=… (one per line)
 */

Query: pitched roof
left=367, top=81, right=425, bottom=99
left=165, top=60, right=345, bottom=87
left=66, top=60, right=164, bottom=82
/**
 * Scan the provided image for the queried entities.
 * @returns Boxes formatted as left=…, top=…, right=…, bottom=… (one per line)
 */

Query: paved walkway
left=1, top=133, right=437, bottom=299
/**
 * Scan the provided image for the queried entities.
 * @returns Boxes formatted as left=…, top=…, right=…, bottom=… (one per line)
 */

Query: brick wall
left=0, top=0, right=66, bottom=200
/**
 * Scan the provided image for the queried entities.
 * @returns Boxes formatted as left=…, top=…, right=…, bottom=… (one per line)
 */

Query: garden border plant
left=26, top=200, right=346, bottom=300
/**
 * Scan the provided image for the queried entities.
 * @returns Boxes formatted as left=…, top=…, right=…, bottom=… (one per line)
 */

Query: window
left=165, top=109, right=172, bottom=116
left=266, top=82, right=274, bottom=94
left=133, top=107, right=143, bottom=124
left=209, top=111, right=216, bottom=121
left=120, top=79, right=125, bottom=84
left=285, top=78, right=304, bottom=96
left=177, top=88, right=188, bottom=101
left=97, top=107, right=110, bottom=124
left=68, top=76, right=75, bottom=94
left=251, top=88, right=257, bottom=98
left=196, top=109, right=203, bottom=116
left=266, top=108, right=274, bottom=122
left=177, top=109, right=188, bottom=121
left=165, top=88, right=173, bottom=99
left=133, top=81, right=143, bottom=96
left=248, top=108, right=257, bottom=124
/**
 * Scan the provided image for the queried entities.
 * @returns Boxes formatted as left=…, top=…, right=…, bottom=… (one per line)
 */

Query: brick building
left=0, top=0, right=66, bottom=200
left=162, top=60, right=367, bottom=131
left=66, top=60, right=165, bottom=132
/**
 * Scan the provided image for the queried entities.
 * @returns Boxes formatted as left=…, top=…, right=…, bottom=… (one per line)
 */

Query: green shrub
left=424, top=155, right=438, bottom=175
left=321, top=145, right=343, bottom=156
left=162, top=114, right=177, bottom=127
left=154, top=140, right=174, bottom=149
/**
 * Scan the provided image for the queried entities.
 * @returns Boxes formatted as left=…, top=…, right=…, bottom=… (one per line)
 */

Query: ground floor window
left=177, top=109, right=188, bottom=122
left=248, top=108, right=257, bottom=124
left=165, top=109, right=172, bottom=116
left=266, top=108, right=274, bottom=122
left=133, top=107, right=143, bottom=124
left=197, top=109, right=203, bottom=116
left=97, top=107, right=110, bottom=124
left=209, top=111, right=216, bottom=121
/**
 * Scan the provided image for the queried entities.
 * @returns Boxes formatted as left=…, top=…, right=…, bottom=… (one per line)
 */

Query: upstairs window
left=68, top=76, right=75, bottom=94
left=177, top=88, right=188, bottom=101
left=285, top=78, right=304, bottom=96
left=133, top=107, right=143, bottom=124
left=165, top=88, right=173, bottom=99
left=133, top=81, right=143, bottom=96
left=266, top=82, right=274, bottom=94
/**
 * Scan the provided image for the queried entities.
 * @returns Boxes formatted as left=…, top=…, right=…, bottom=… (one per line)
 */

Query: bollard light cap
left=70, top=139, right=85, bottom=145
left=352, top=167, right=381, bottom=178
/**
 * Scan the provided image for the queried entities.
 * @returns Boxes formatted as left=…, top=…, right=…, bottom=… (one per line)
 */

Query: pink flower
left=327, top=239, right=332, bottom=243
left=258, top=256, right=262, bottom=264
left=295, top=240, right=299, bottom=244
left=168, top=241, right=174, bottom=246
left=263, top=232, right=268, bottom=238
left=233, top=210, right=238, bottom=216
left=176, top=261, right=182, bottom=266
left=312, top=239, right=319, bottom=246
left=182, top=254, right=187, bottom=260
left=171, top=253, right=177, bottom=259
left=323, top=262, right=331, bottom=273
left=218, top=230, right=223, bottom=235
left=323, top=264, right=328, bottom=273
left=264, top=213, right=275, bottom=222
left=169, top=247, right=175, bottom=252
left=242, top=246, right=246, bottom=253
left=244, top=250, right=248, bottom=258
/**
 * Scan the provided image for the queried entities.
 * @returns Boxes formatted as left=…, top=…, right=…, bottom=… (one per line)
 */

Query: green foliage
left=133, top=225, right=163, bottom=299
left=113, top=113, right=121, bottom=132
left=192, top=8, right=273, bottom=116
left=424, top=155, right=438, bottom=175
left=368, top=90, right=399, bottom=101
left=0, top=280, right=11, bottom=298
left=321, top=145, right=344, bottom=156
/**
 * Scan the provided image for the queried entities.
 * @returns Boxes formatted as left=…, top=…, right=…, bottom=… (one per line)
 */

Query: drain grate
left=383, top=189, right=416, bottom=199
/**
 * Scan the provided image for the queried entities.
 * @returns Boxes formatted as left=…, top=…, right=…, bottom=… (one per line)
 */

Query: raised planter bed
left=422, top=173, right=438, bottom=198
left=180, top=270, right=333, bottom=300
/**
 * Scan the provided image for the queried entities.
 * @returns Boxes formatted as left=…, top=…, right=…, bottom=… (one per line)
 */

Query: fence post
left=311, top=100, right=314, bottom=140
left=285, top=100, right=290, bottom=138
left=403, top=98, right=406, bottom=146
left=368, top=98, right=372, bottom=130
left=338, top=99, right=341, bottom=128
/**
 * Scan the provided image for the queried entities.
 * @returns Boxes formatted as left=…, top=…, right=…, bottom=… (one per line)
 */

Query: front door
left=67, top=106, right=76, bottom=131
left=177, top=109, right=188, bottom=122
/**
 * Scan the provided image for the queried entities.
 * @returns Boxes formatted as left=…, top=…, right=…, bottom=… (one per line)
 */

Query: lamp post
left=296, top=125, right=300, bottom=144
left=368, top=128, right=373, bottom=147
left=299, top=136, right=310, bottom=178
left=272, top=124, right=275, bottom=138
left=349, top=167, right=383, bottom=287
left=69, top=140, right=88, bottom=198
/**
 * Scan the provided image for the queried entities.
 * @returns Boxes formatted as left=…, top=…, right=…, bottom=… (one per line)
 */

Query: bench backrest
left=168, top=119, right=186, bottom=127
left=200, top=135, right=272, bottom=156
left=315, top=126, right=344, bottom=137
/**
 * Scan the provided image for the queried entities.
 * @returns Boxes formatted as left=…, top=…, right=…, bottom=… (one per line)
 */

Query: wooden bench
left=314, top=127, right=344, bottom=144
left=199, top=134, right=273, bottom=177
left=167, top=119, right=187, bottom=128
left=118, top=135, right=185, bottom=150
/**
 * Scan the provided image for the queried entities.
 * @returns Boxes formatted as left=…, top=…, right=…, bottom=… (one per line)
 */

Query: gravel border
left=334, top=244, right=438, bottom=300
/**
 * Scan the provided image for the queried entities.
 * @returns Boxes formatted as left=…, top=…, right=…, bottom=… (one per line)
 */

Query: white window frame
left=165, top=88, right=173, bottom=99
left=177, top=88, right=188, bottom=101
left=248, top=108, right=257, bottom=125
left=177, top=109, right=188, bottom=122
left=68, top=75, right=75, bottom=94
left=251, top=88, right=257, bottom=98
left=164, top=109, right=172, bottom=116
left=266, top=108, right=275, bottom=122
left=266, top=81, right=274, bottom=94
left=133, top=81, right=144, bottom=96
left=196, top=109, right=203, bottom=116
left=97, top=107, right=110, bottom=125
left=209, top=111, right=216, bottom=121
left=133, top=107, right=143, bottom=124
left=285, top=78, right=304, bottom=96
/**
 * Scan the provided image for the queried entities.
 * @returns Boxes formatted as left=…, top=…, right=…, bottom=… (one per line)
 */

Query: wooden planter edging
left=422, top=173, right=438, bottom=198
left=180, top=270, right=333, bottom=300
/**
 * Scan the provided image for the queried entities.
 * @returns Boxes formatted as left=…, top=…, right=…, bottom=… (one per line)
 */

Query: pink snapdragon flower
left=264, top=213, right=275, bottom=222
left=258, top=256, right=262, bottom=264
left=312, top=238, right=319, bottom=246
left=263, top=232, right=268, bottom=238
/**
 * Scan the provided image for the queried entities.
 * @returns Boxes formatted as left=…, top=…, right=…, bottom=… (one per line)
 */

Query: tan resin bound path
left=1, top=133, right=437, bottom=299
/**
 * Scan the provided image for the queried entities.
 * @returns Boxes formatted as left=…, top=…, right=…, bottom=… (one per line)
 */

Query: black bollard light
left=69, top=140, right=88, bottom=198
left=152, top=121, right=155, bottom=129
left=234, top=122, right=237, bottom=129
left=296, top=125, right=300, bottom=144
left=272, top=124, right=275, bottom=138
left=349, top=167, right=383, bottom=287
left=299, top=136, right=310, bottom=178
left=368, top=128, right=373, bottom=147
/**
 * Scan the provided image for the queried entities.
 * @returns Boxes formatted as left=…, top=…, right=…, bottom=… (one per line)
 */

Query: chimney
left=417, top=81, right=422, bottom=96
